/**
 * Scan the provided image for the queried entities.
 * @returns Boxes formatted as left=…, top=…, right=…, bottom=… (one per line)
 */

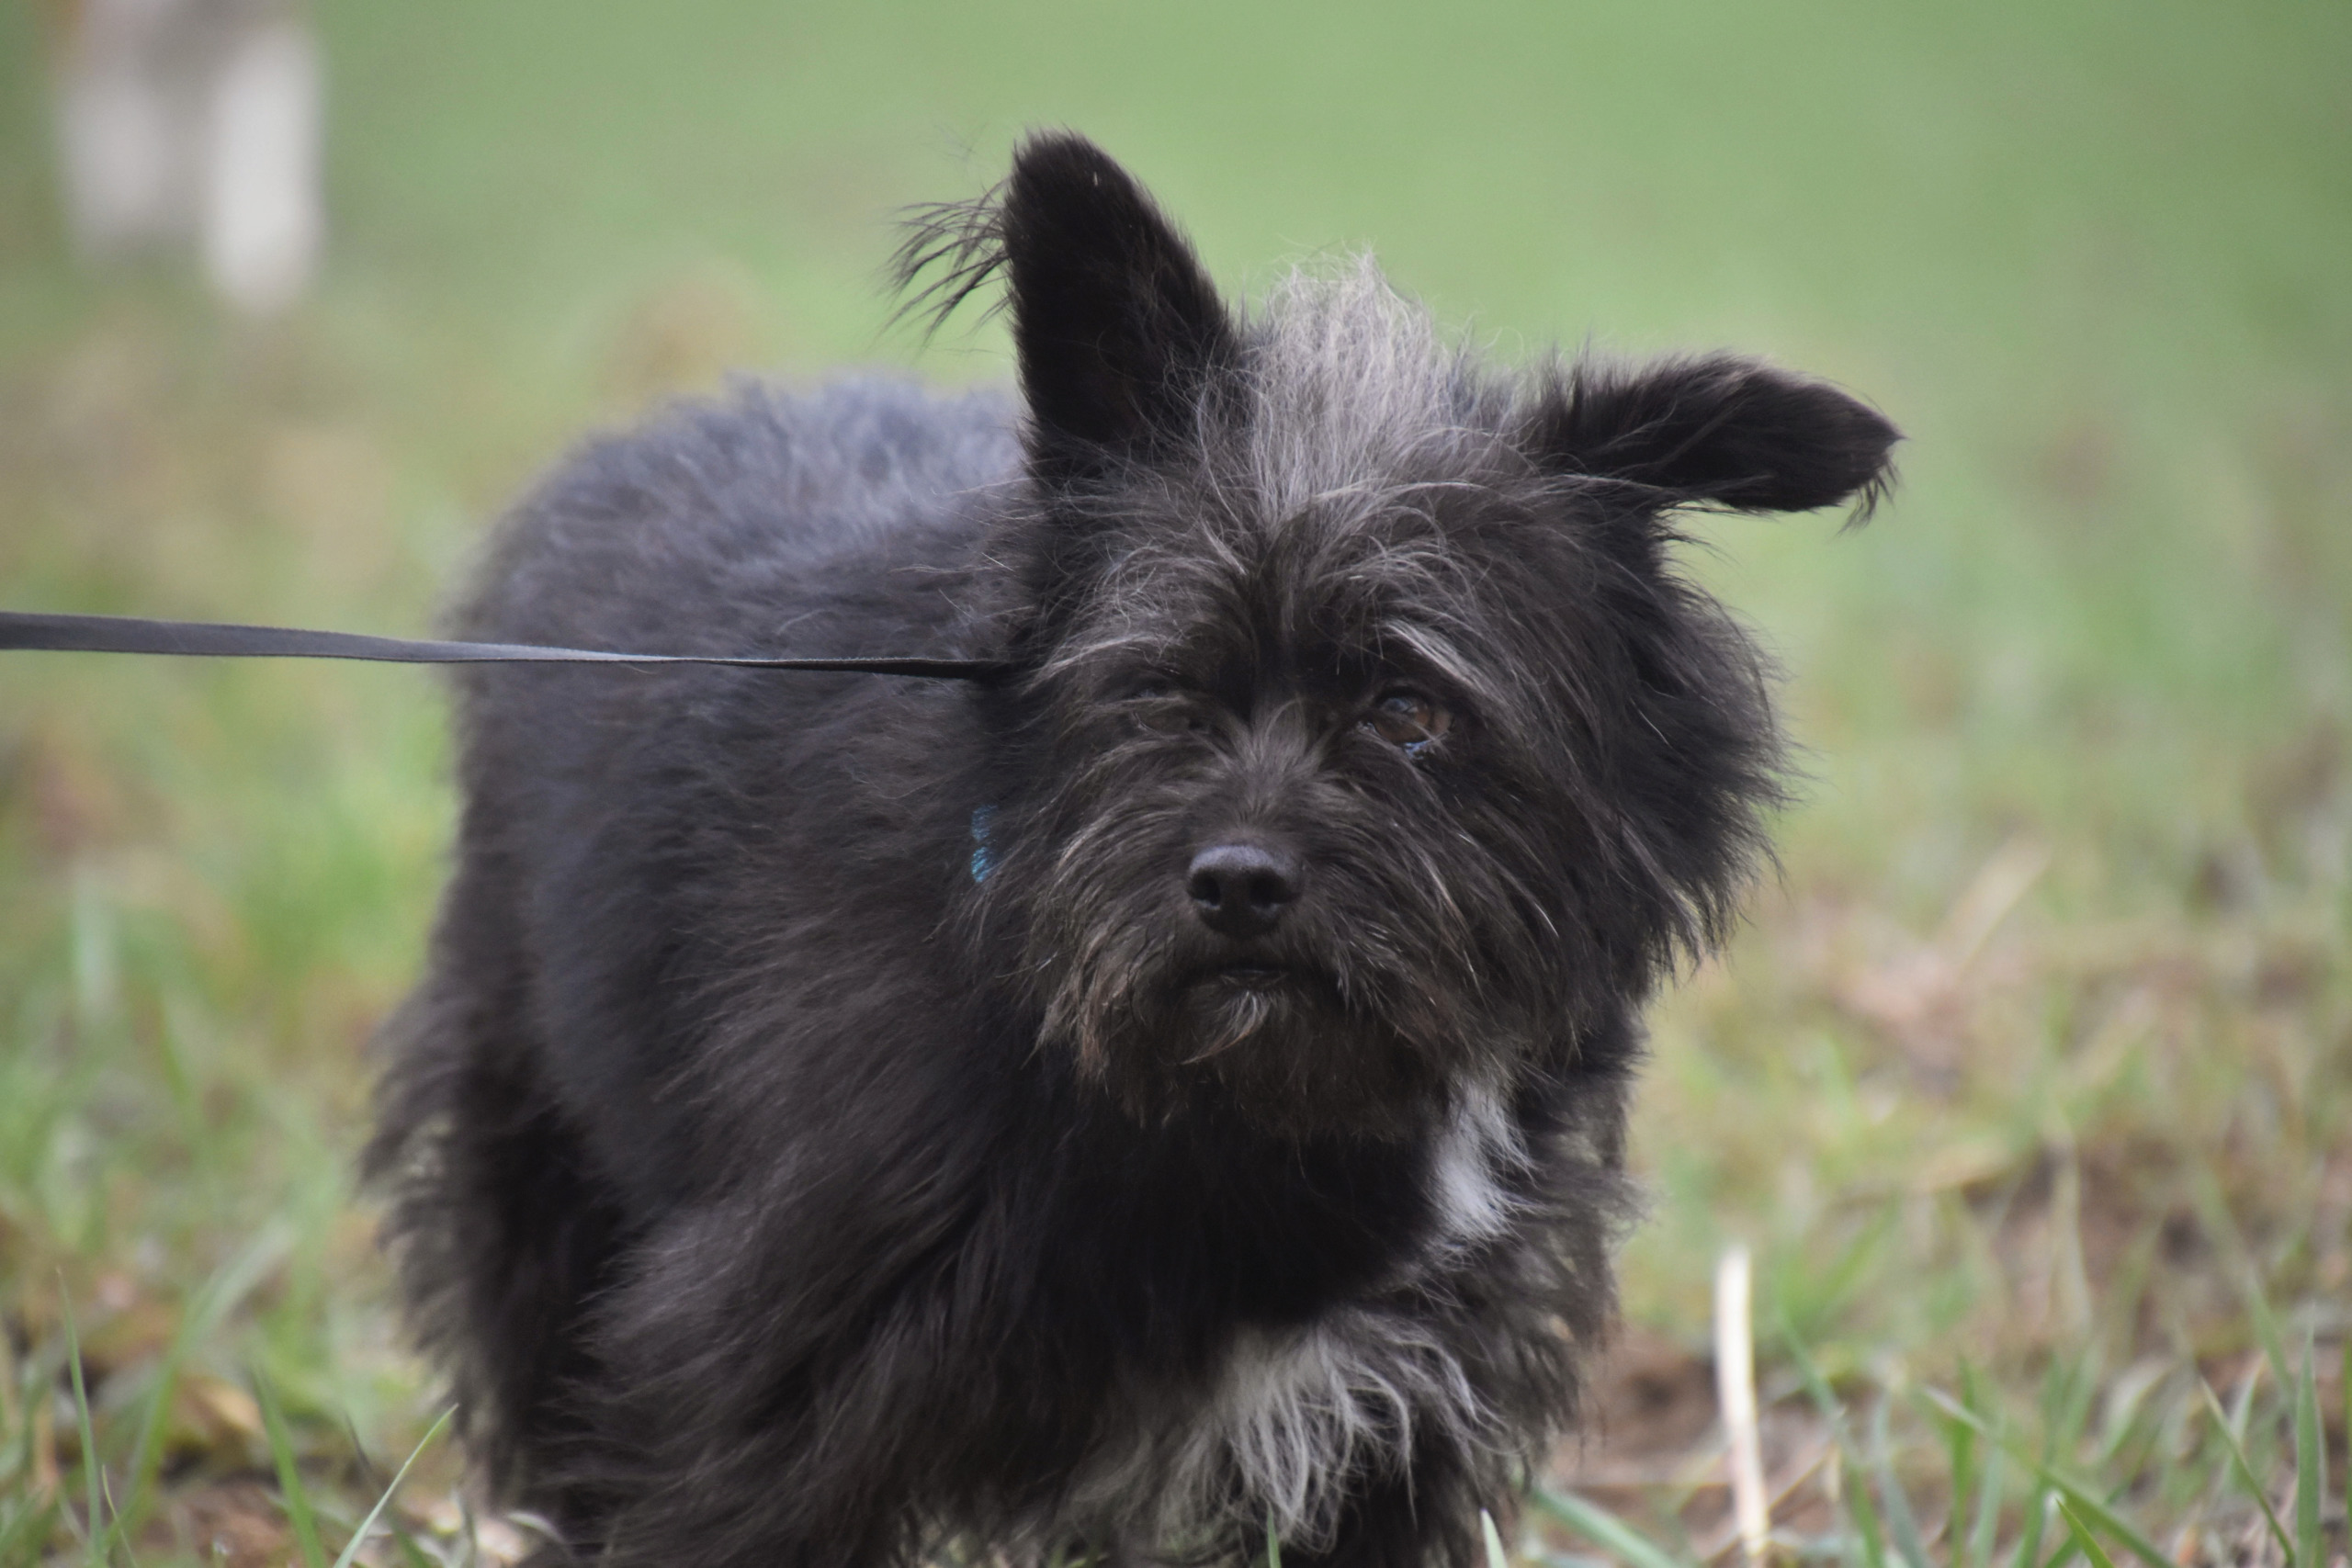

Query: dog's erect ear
left=1528, top=355, right=1899, bottom=515
left=996, top=134, right=1238, bottom=469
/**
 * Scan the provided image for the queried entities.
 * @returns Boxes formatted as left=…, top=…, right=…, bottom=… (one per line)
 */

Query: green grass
left=1, top=1, right=2346, bottom=1562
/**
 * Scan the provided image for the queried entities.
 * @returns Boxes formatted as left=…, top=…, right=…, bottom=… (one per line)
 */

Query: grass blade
left=1871, top=1398, right=1929, bottom=1568
left=119, top=1224, right=290, bottom=1539
left=2197, top=1380, right=2291, bottom=1561
left=2007, top=1488, right=2042, bottom=1568
left=2295, top=1337, right=2324, bottom=1568
left=2037, top=1469, right=2163, bottom=1568
left=1970, top=1445, right=2007, bottom=1568
left=2202, top=1362, right=2269, bottom=1518
left=1781, top=1320, right=1883, bottom=1568
left=1266, top=1517, right=1281, bottom=1568
left=1945, top=1363, right=1981, bottom=1568
left=2012, top=1489, right=2054, bottom=1568
left=1922, top=1390, right=2171, bottom=1568
left=328, top=1406, right=453, bottom=1568
left=253, top=1371, right=328, bottom=1568
left=1845, top=1461, right=1892, bottom=1568
left=59, top=1284, right=106, bottom=1566
left=104, top=1471, right=141, bottom=1568
left=2052, top=1499, right=2115, bottom=1568
left=1532, top=1488, right=1695, bottom=1568
left=2039, top=1351, right=2100, bottom=1466
left=1482, top=1509, right=1511, bottom=1568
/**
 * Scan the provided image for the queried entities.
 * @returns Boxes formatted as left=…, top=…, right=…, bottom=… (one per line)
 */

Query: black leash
left=0, top=610, right=1007, bottom=682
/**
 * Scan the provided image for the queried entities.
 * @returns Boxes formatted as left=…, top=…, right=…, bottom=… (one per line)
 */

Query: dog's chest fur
left=1052, top=1087, right=1529, bottom=1554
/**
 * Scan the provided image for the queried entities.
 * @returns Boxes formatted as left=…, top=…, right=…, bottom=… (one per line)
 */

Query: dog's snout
left=1186, top=842, right=1301, bottom=938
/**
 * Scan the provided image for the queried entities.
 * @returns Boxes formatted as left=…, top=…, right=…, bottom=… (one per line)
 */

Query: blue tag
left=969, top=805, right=998, bottom=883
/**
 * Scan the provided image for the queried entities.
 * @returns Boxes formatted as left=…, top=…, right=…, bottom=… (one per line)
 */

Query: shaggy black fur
left=368, top=133, right=1898, bottom=1568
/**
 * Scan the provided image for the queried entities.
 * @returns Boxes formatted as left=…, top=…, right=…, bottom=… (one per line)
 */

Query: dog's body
left=370, top=136, right=1895, bottom=1567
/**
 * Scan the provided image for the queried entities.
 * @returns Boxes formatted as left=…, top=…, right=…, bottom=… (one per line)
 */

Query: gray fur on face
left=1240, top=259, right=1500, bottom=514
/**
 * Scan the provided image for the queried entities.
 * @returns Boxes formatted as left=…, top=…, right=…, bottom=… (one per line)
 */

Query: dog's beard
left=1167, top=964, right=1425, bottom=1132
left=1069, top=956, right=1446, bottom=1140
left=976, top=720, right=1581, bottom=1140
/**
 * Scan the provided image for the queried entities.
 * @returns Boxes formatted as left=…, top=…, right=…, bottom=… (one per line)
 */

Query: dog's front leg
left=572, top=1190, right=978, bottom=1568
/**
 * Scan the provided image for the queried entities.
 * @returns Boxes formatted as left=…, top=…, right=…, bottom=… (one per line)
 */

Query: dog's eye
left=1365, top=690, right=1450, bottom=753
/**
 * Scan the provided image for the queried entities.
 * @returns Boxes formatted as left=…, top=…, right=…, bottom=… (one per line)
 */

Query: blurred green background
left=1, top=2, right=2346, bottom=1562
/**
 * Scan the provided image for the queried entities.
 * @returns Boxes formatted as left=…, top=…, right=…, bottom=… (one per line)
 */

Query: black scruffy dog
left=368, top=133, right=1896, bottom=1568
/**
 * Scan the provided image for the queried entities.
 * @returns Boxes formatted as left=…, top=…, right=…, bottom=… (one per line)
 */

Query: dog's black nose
left=1187, top=843, right=1301, bottom=938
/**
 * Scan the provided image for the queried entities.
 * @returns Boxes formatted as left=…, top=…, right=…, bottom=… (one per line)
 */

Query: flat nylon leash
left=0, top=610, right=1006, bottom=682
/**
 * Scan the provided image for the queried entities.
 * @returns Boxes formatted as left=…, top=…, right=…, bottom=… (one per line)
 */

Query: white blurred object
left=54, top=0, right=186, bottom=251
left=52, top=0, right=324, bottom=315
left=1714, top=1245, right=1771, bottom=1566
left=199, top=20, right=321, bottom=313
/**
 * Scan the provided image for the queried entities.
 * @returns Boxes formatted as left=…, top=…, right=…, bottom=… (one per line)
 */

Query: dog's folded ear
left=998, top=134, right=1238, bottom=473
left=1527, top=354, right=1899, bottom=516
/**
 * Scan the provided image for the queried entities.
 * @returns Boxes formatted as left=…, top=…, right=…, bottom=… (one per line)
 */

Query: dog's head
left=910, top=134, right=1897, bottom=1139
